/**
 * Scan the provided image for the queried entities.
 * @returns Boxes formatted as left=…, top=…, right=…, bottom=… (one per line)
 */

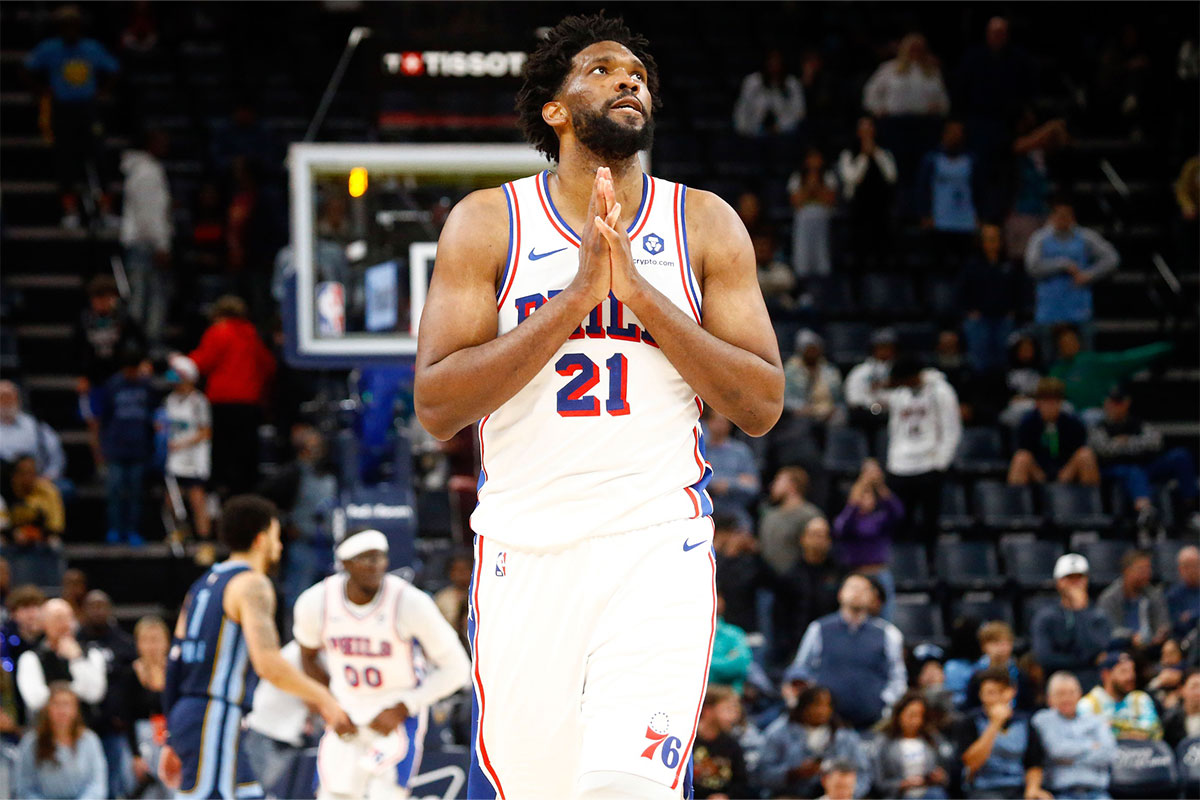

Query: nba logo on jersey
left=642, top=233, right=664, bottom=254
left=495, top=551, right=507, bottom=577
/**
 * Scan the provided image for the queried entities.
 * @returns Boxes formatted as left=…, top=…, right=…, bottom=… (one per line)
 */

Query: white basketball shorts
left=465, top=515, right=717, bottom=799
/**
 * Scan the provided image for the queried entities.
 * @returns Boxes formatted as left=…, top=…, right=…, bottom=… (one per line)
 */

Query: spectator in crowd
left=15, top=683, right=107, bottom=800
left=1008, top=377, right=1100, bottom=487
left=1096, top=550, right=1170, bottom=650
left=838, top=115, right=898, bottom=269
left=1050, top=326, right=1172, bottom=413
left=243, top=640, right=311, bottom=798
left=162, top=355, right=213, bottom=541
left=692, top=685, right=752, bottom=799
left=960, top=224, right=1022, bottom=375
left=1031, top=554, right=1113, bottom=691
left=15, top=599, right=106, bottom=718
left=788, top=147, right=839, bottom=279
left=736, top=190, right=766, bottom=237
left=845, top=328, right=897, bottom=430
left=1174, top=153, right=1198, bottom=266
left=257, top=424, right=337, bottom=624
left=433, top=551, right=473, bottom=649
left=72, top=275, right=147, bottom=469
left=22, top=4, right=119, bottom=229
left=2, top=586, right=46, bottom=730
left=1166, top=546, right=1200, bottom=641
left=833, top=459, right=903, bottom=621
left=1025, top=198, right=1119, bottom=347
left=787, top=573, right=907, bottom=728
left=703, top=410, right=761, bottom=527
left=126, top=615, right=167, bottom=797
left=1163, top=668, right=1200, bottom=748
left=1079, top=650, right=1163, bottom=741
left=60, top=570, right=87, bottom=621
left=760, top=465, right=824, bottom=577
left=271, top=191, right=351, bottom=305
left=1006, top=113, right=1071, bottom=259
left=758, top=685, right=871, bottom=798
left=954, top=666, right=1049, bottom=800
left=97, top=344, right=156, bottom=545
left=963, top=622, right=1039, bottom=713
left=910, top=644, right=955, bottom=731
left=185, top=295, right=276, bottom=497
left=120, top=128, right=174, bottom=345
left=885, top=356, right=961, bottom=542
left=819, top=758, right=863, bottom=800
left=210, top=100, right=281, bottom=175
left=917, top=120, right=981, bottom=269
left=784, top=330, right=844, bottom=426
left=710, top=593, right=753, bottom=693
left=733, top=49, right=806, bottom=138
left=1146, top=638, right=1185, bottom=705
left=754, top=228, right=798, bottom=319
left=0, top=381, right=66, bottom=486
left=864, top=33, right=951, bottom=119
left=1089, top=385, right=1198, bottom=532
left=1032, top=672, right=1117, bottom=800
left=712, top=513, right=768, bottom=634
left=1, top=455, right=66, bottom=546
left=873, top=690, right=952, bottom=800
left=184, top=179, right=228, bottom=274
left=1003, top=331, right=1043, bottom=409
left=777, top=517, right=845, bottom=667
left=77, top=590, right=137, bottom=798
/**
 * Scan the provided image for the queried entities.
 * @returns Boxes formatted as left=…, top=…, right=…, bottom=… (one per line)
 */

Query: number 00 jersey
left=470, top=171, right=714, bottom=551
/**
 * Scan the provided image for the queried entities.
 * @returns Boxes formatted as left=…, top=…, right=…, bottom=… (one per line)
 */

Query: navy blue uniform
left=166, top=561, right=265, bottom=799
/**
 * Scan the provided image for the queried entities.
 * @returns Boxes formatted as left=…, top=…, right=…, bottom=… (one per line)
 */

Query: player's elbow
left=414, top=400, right=461, bottom=442
left=737, top=377, right=785, bottom=437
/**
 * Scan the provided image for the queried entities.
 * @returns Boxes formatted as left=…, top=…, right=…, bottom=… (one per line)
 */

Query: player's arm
left=227, top=573, right=354, bottom=735
left=414, top=175, right=613, bottom=440
left=597, top=186, right=783, bottom=436
left=298, top=646, right=329, bottom=686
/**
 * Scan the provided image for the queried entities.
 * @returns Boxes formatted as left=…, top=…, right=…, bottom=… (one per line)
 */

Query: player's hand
left=595, top=199, right=646, bottom=310
left=569, top=168, right=613, bottom=309
left=158, top=744, right=182, bottom=789
left=321, top=697, right=357, bottom=737
left=368, top=702, right=410, bottom=735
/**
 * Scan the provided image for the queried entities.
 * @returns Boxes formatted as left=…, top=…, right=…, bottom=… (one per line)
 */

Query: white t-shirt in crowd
left=245, top=640, right=312, bottom=747
left=165, top=389, right=211, bottom=480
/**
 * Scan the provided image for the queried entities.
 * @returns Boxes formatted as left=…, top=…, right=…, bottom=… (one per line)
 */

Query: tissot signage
left=383, top=50, right=527, bottom=77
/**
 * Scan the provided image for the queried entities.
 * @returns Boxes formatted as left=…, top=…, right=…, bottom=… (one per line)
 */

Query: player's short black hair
left=219, top=495, right=278, bottom=552
left=516, top=12, right=660, bottom=163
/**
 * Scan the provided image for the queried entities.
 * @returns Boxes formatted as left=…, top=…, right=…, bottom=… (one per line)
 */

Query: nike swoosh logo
left=682, top=538, right=709, bottom=552
left=528, top=247, right=568, bottom=261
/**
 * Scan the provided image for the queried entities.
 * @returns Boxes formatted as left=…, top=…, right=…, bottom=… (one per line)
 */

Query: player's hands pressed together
left=368, top=702, right=410, bottom=735
left=569, top=167, right=614, bottom=309
left=594, top=168, right=648, bottom=307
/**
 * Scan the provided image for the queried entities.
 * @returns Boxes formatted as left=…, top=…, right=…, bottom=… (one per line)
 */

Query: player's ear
left=542, top=100, right=568, bottom=130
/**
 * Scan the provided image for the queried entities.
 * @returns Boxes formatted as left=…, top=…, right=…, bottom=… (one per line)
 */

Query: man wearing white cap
left=292, top=529, right=471, bottom=800
left=1030, top=554, right=1113, bottom=692
left=162, top=354, right=212, bottom=540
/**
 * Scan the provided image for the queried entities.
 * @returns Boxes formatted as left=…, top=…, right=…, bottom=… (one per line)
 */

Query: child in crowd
left=161, top=355, right=212, bottom=540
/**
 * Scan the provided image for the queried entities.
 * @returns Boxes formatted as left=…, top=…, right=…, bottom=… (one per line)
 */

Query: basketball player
left=158, top=495, right=354, bottom=799
left=413, top=13, right=783, bottom=800
left=292, top=528, right=472, bottom=800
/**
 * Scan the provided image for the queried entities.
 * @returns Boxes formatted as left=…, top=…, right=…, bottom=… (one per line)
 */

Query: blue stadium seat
left=822, top=427, right=870, bottom=476
left=892, top=594, right=945, bottom=644
left=1153, top=538, right=1186, bottom=582
left=935, top=539, right=1003, bottom=590
left=1078, top=539, right=1134, bottom=587
left=952, top=592, right=1015, bottom=628
left=1045, top=484, right=1112, bottom=530
left=810, top=276, right=857, bottom=318
left=1177, top=736, right=1200, bottom=798
left=1110, top=740, right=1179, bottom=799
left=873, top=428, right=890, bottom=460
left=1000, top=536, right=1063, bottom=590
left=925, top=276, right=959, bottom=319
left=974, top=482, right=1040, bottom=530
left=894, top=322, right=939, bottom=356
left=938, top=482, right=974, bottom=532
left=825, top=321, right=873, bottom=367
left=860, top=273, right=919, bottom=318
left=891, top=542, right=932, bottom=592
left=954, top=428, right=1009, bottom=476
left=1020, top=592, right=1061, bottom=631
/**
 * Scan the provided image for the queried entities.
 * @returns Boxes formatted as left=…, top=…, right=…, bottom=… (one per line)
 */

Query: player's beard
left=573, top=101, right=654, bottom=163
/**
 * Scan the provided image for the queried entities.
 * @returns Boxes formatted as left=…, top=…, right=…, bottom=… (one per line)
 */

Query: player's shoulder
left=678, top=186, right=748, bottom=245
left=294, top=576, right=329, bottom=607
left=445, top=186, right=513, bottom=232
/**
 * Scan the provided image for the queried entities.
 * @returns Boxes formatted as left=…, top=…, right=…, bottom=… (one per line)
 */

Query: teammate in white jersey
left=414, top=13, right=783, bottom=799
left=292, top=530, right=471, bottom=800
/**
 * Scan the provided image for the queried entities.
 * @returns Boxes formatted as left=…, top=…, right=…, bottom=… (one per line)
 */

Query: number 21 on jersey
left=556, top=353, right=629, bottom=417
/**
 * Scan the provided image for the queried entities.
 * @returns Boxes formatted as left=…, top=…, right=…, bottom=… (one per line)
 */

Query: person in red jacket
left=180, top=295, right=275, bottom=496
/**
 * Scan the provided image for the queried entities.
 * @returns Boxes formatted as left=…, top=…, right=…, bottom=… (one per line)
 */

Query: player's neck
left=344, top=580, right=380, bottom=606
left=227, top=551, right=266, bottom=574
left=552, top=147, right=644, bottom=228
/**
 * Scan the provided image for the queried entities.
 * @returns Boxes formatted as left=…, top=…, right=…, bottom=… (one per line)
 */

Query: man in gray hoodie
left=119, top=128, right=172, bottom=344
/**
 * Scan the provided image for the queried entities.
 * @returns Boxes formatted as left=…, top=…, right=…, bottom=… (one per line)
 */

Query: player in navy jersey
left=415, top=12, right=783, bottom=800
left=158, top=495, right=353, bottom=798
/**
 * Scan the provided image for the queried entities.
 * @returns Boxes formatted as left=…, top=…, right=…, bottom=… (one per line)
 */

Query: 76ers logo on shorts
left=495, top=551, right=507, bottom=577
left=640, top=712, right=683, bottom=769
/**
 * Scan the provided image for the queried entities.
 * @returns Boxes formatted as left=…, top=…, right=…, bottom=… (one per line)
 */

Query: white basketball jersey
left=320, top=573, right=423, bottom=726
left=469, top=170, right=714, bottom=550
